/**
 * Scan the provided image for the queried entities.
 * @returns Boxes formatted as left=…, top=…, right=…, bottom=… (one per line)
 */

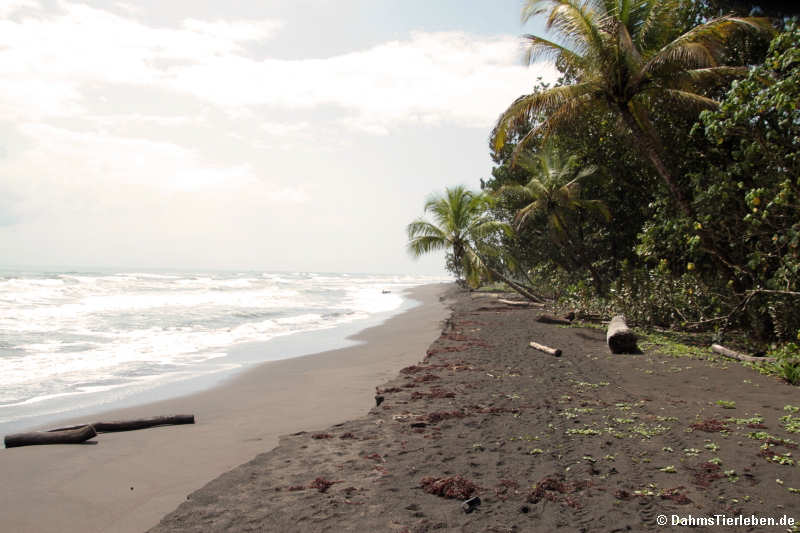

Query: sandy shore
left=152, top=288, right=800, bottom=532
left=0, top=283, right=452, bottom=533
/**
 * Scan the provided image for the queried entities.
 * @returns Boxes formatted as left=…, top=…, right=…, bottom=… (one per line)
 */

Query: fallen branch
left=5, top=424, right=96, bottom=448
left=48, top=414, right=195, bottom=433
left=536, top=314, right=572, bottom=325
left=607, top=315, right=638, bottom=354
left=711, top=344, right=775, bottom=363
left=529, top=341, right=562, bottom=357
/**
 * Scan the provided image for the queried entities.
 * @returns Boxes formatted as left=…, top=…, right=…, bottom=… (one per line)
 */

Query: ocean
left=0, top=269, right=446, bottom=435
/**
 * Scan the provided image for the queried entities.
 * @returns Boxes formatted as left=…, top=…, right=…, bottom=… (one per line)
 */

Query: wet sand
left=0, top=283, right=452, bottom=533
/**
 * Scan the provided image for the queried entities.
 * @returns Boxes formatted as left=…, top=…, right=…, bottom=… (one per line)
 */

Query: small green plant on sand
left=726, top=416, right=764, bottom=425
left=765, top=453, right=795, bottom=466
left=631, top=423, right=670, bottom=439
left=749, top=432, right=796, bottom=446
left=567, top=428, right=601, bottom=436
left=658, top=465, right=676, bottom=473
left=716, top=400, right=736, bottom=409
left=781, top=406, right=800, bottom=433
left=770, top=343, right=800, bottom=385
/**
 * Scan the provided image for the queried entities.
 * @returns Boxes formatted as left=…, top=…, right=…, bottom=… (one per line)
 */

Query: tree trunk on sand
left=48, top=415, right=195, bottom=433
left=5, top=425, right=96, bottom=448
left=607, top=315, right=639, bottom=354
left=537, top=314, right=573, bottom=325
left=711, top=344, right=775, bottom=363
left=488, top=267, right=544, bottom=303
left=470, top=247, right=544, bottom=303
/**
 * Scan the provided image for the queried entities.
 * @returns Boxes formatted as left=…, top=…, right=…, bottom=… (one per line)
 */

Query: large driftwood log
left=607, top=315, right=638, bottom=354
left=5, top=424, right=96, bottom=448
left=536, top=314, right=572, bottom=325
left=48, top=414, right=195, bottom=434
left=711, top=344, right=775, bottom=363
left=529, top=341, right=562, bottom=357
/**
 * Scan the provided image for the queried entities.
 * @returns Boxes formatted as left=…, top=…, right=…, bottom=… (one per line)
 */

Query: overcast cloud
left=0, top=0, right=557, bottom=274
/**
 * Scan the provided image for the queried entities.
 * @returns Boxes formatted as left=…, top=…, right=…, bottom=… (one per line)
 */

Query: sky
left=0, top=0, right=558, bottom=275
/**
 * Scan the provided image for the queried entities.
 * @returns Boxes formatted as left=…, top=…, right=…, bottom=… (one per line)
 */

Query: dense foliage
left=409, top=2, right=799, bottom=362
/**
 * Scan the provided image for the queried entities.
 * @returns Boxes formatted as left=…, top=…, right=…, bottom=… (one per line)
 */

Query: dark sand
left=0, top=284, right=451, bottom=533
left=152, top=289, right=800, bottom=532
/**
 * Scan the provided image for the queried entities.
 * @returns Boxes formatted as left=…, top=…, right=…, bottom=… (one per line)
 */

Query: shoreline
left=152, top=288, right=800, bottom=532
left=0, top=285, right=429, bottom=437
left=0, top=283, right=453, bottom=533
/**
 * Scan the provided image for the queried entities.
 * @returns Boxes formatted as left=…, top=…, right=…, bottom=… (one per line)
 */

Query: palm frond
left=470, top=219, right=513, bottom=240
left=642, top=16, right=774, bottom=77
left=575, top=198, right=612, bottom=221
left=514, top=197, right=547, bottom=229
left=574, top=163, right=598, bottom=180
left=662, top=66, right=749, bottom=91
left=636, top=0, right=680, bottom=51
left=509, top=88, right=599, bottom=153
left=522, top=33, right=586, bottom=68
left=407, top=235, right=450, bottom=257
left=654, top=88, right=720, bottom=110
left=406, top=219, right=448, bottom=241
left=522, top=0, right=609, bottom=64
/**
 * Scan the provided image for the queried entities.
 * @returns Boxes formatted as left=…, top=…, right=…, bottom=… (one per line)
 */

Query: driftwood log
left=5, top=424, right=96, bottom=448
left=529, top=341, right=562, bottom=357
left=607, top=315, right=639, bottom=354
left=536, top=314, right=572, bottom=325
left=711, top=344, right=775, bottom=363
left=498, top=299, right=543, bottom=308
left=48, top=414, right=195, bottom=434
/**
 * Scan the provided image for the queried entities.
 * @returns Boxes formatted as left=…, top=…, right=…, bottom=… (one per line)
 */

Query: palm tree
left=499, top=147, right=611, bottom=291
left=494, top=0, right=773, bottom=216
left=502, top=149, right=609, bottom=239
left=407, top=186, right=542, bottom=300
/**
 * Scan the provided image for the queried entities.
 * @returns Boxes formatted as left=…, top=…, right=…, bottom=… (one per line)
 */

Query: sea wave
left=0, top=270, right=448, bottom=423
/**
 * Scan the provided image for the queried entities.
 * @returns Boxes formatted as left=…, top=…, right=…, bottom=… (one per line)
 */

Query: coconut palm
left=406, top=186, right=497, bottom=286
left=499, top=148, right=611, bottom=291
left=407, top=186, right=542, bottom=300
left=494, top=0, right=773, bottom=216
left=501, top=149, right=609, bottom=240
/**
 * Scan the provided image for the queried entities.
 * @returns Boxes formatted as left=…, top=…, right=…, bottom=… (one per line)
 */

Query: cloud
left=0, top=1, right=556, bottom=272
left=0, top=1, right=285, bottom=120
left=0, top=1, right=553, bottom=131
left=166, top=31, right=553, bottom=131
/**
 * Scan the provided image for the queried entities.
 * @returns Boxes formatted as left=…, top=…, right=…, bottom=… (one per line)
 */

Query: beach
left=151, top=289, right=800, bottom=532
left=0, top=283, right=452, bottom=533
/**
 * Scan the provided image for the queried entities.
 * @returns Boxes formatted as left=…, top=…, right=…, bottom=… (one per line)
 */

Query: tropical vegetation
left=407, top=1, right=800, bottom=375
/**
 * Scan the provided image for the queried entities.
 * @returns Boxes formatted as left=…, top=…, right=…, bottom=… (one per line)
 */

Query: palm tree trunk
left=553, top=211, right=607, bottom=296
left=494, top=270, right=545, bottom=303
left=618, top=106, right=693, bottom=217
left=619, top=106, right=742, bottom=279
left=471, top=247, right=545, bottom=302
